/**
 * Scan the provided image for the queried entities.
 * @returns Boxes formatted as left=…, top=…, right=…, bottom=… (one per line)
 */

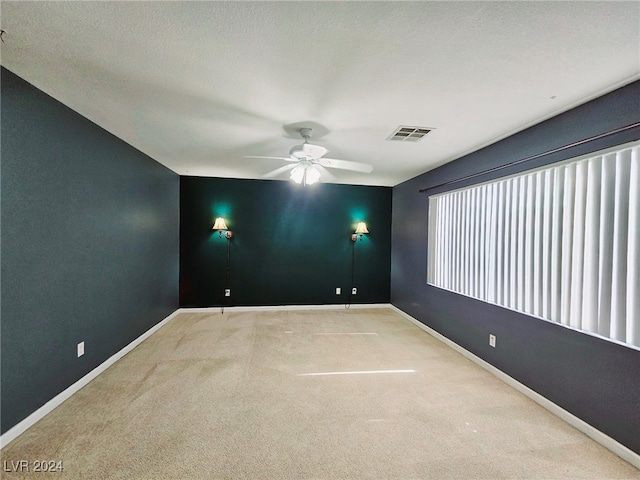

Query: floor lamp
left=349, top=222, right=369, bottom=306
left=213, top=217, right=233, bottom=313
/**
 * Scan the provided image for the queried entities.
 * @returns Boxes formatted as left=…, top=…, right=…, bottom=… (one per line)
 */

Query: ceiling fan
left=245, top=128, right=373, bottom=185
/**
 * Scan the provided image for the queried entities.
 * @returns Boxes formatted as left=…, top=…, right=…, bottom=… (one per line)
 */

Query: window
left=427, top=142, right=639, bottom=348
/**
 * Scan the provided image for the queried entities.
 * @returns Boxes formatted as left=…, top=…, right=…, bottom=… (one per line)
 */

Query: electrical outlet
left=335, top=287, right=341, bottom=295
left=352, top=288, right=357, bottom=295
left=489, top=334, right=496, bottom=348
left=77, top=341, right=85, bottom=357
left=224, top=289, right=231, bottom=297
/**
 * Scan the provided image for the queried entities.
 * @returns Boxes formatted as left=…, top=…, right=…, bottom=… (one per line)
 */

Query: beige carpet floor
left=1, top=308, right=638, bottom=479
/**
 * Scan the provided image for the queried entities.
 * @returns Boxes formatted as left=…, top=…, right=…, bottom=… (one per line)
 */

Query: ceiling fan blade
left=262, top=163, right=296, bottom=179
left=244, top=155, right=298, bottom=162
left=315, top=164, right=336, bottom=182
left=303, top=143, right=328, bottom=158
left=318, top=158, right=373, bottom=173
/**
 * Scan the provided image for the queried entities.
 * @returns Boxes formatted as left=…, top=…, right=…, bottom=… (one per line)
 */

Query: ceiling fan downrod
left=299, top=127, right=313, bottom=143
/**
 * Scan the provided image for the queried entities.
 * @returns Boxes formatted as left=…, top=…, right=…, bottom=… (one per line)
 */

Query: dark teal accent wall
left=1, top=68, right=180, bottom=434
left=180, top=177, right=391, bottom=306
left=391, top=80, right=640, bottom=454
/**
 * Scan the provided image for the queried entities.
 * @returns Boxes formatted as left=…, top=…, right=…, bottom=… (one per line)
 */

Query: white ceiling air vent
left=387, top=126, right=433, bottom=142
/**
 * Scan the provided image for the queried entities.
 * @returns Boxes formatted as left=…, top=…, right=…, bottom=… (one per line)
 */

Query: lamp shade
left=212, top=217, right=228, bottom=231
left=355, top=222, right=369, bottom=234
left=290, top=164, right=321, bottom=185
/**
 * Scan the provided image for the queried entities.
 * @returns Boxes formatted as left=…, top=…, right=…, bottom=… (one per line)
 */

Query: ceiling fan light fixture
left=290, top=164, right=321, bottom=185
left=305, top=166, right=321, bottom=185
left=257, top=126, right=373, bottom=183
left=290, top=164, right=306, bottom=184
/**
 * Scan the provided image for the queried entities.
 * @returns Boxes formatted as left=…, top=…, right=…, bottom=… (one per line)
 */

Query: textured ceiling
left=1, top=1, right=639, bottom=186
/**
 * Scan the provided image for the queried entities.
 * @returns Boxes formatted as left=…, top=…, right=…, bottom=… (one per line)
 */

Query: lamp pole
left=225, top=234, right=231, bottom=307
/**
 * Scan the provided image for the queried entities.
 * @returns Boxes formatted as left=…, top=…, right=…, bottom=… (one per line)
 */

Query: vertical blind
left=427, top=142, right=639, bottom=348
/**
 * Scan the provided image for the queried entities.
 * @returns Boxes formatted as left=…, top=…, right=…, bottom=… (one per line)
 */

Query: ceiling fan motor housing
left=299, top=127, right=313, bottom=140
left=289, top=128, right=316, bottom=159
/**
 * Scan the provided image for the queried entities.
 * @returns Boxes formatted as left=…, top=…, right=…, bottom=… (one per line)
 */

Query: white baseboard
left=389, top=305, right=640, bottom=470
left=0, top=309, right=182, bottom=449
left=178, top=303, right=392, bottom=314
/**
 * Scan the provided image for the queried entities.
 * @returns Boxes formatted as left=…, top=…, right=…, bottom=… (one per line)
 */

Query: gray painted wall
left=391, top=80, right=640, bottom=454
left=1, top=68, right=180, bottom=434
